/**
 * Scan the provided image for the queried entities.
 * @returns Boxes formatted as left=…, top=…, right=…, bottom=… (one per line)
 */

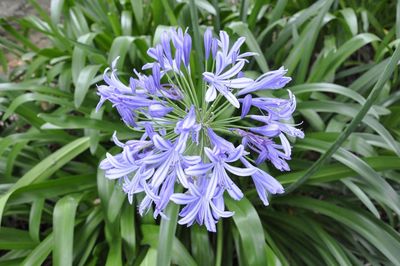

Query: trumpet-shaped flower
left=171, top=177, right=233, bottom=232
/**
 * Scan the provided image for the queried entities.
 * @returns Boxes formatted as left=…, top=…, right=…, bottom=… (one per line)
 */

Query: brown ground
left=0, top=0, right=50, bottom=74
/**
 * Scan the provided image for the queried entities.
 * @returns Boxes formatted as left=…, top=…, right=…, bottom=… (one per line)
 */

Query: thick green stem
left=215, top=221, right=223, bottom=266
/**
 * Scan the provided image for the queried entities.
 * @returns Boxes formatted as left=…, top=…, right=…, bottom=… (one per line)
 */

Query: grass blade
left=157, top=203, right=180, bottom=266
left=225, top=196, right=267, bottom=266
left=228, top=21, right=269, bottom=72
left=74, top=64, right=101, bottom=108
left=53, top=194, right=81, bottom=266
left=287, top=43, right=400, bottom=192
left=0, top=137, right=90, bottom=224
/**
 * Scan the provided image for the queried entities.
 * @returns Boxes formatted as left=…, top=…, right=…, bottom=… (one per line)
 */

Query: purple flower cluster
left=98, top=27, right=303, bottom=232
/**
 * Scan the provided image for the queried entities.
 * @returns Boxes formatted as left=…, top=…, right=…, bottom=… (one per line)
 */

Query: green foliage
left=0, top=0, right=400, bottom=265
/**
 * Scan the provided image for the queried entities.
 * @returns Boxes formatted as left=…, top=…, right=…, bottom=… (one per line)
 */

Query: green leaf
left=265, top=0, right=327, bottom=59
left=189, top=0, right=204, bottom=74
left=309, top=33, right=380, bottom=82
left=277, top=156, right=400, bottom=185
left=0, top=228, right=36, bottom=250
left=0, top=48, right=8, bottom=74
left=121, top=10, right=133, bottom=36
left=284, top=0, right=334, bottom=82
left=160, top=0, right=178, bottom=25
left=397, top=0, right=400, bottom=39
left=225, top=196, right=267, bottom=266
left=190, top=225, right=214, bottom=266
left=276, top=196, right=400, bottom=265
left=72, top=33, right=97, bottom=85
left=9, top=174, right=96, bottom=205
left=120, top=203, right=136, bottom=263
left=108, top=36, right=135, bottom=68
left=339, top=8, right=358, bottom=36
left=74, top=64, right=101, bottom=108
left=106, top=185, right=126, bottom=223
left=53, top=194, right=82, bottom=266
left=0, top=137, right=90, bottom=224
left=3, top=93, right=76, bottom=121
left=131, top=0, right=144, bottom=34
left=38, top=114, right=133, bottom=134
left=140, top=248, right=157, bottom=266
left=29, top=199, right=44, bottom=242
left=21, top=233, right=53, bottom=266
left=341, top=179, right=380, bottom=218
left=287, top=43, right=400, bottom=192
left=50, top=0, right=65, bottom=25
left=141, top=225, right=197, bottom=266
left=228, top=21, right=269, bottom=72
left=157, top=202, right=180, bottom=266
left=296, top=138, right=400, bottom=215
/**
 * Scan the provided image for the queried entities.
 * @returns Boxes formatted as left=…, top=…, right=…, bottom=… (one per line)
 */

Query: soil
left=0, top=0, right=49, bottom=18
left=0, top=0, right=50, bottom=74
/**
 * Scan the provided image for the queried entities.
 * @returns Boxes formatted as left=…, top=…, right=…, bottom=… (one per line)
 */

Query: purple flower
left=122, top=167, right=154, bottom=204
left=161, top=31, right=173, bottom=67
left=241, top=158, right=284, bottom=205
left=170, top=177, right=233, bottom=232
left=237, top=67, right=292, bottom=96
left=218, top=31, right=256, bottom=67
left=144, top=28, right=190, bottom=74
left=154, top=172, right=177, bottom=218
left=239, top=90, right=297, bottom=119
left=186, top=145, right=256, bottom=200
left=203, top=56, right=253, bottom=107
left=141, top=107, right=201, bottom=188
left=240, top=94, right=252, bottom=118
left=100, top=151, right=139, bottom=180
left=183, top=33, right=192, bottom=67
left=236, top=129, right=291, bottom=170
left=97, top=27, right=303, bottom=232
left=148, top=104, right=173, bottom=118
left=204, top=28, right=213, bottom=60
left=207, top=128, right=235, bottom=153
left=211, top=38, right=218, bottom=58
left=175, top=106, right=201, bottom=144
left=250, top=115, right=304, bottom=139
left=99, top=132, right=151, bottom=180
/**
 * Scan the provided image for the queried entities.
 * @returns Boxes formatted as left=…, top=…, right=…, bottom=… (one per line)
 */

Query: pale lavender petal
left=228, top=37, right=245, bottom=59
left=241, top=94, right=252, bottom=118
left=222, top=77, right=254, bottom=89
left=204, top=147, right=219, bottom=162
left=175, top=47, right=182, bottom=70
left=185, top=163, right=213, bottom=176
left=218, top=60, right=245, bottom=80
left=152, top=135, right=172, bottom=150
left=207, top=128, right=235, bottom=152
left=205, top=85, right=217, bottom=102
left=250, top=124, right=281, bottom=137
left=220, top=89, right=240, bottom=108
left=211, top=38, right=218, bottom=58
left=170, top=193, right=197, bottom=204
left=148, top=104, right=173, bottom=118
left=210, top=201, right=234, bottom=218
left=219, top=31, right=229, bottom=55
left=161, top=31, right=173, bottom=66
left=224, top=163, right=257, bottom=176
left=151, top=155, right=173, bottom=187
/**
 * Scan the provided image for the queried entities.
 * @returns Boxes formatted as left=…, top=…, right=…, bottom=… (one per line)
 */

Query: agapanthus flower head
left=97, top=27, right=304, bottom=232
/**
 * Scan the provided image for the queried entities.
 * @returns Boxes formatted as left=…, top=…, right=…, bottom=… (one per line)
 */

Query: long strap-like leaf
left=286, top=44, right=400, bottom=193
